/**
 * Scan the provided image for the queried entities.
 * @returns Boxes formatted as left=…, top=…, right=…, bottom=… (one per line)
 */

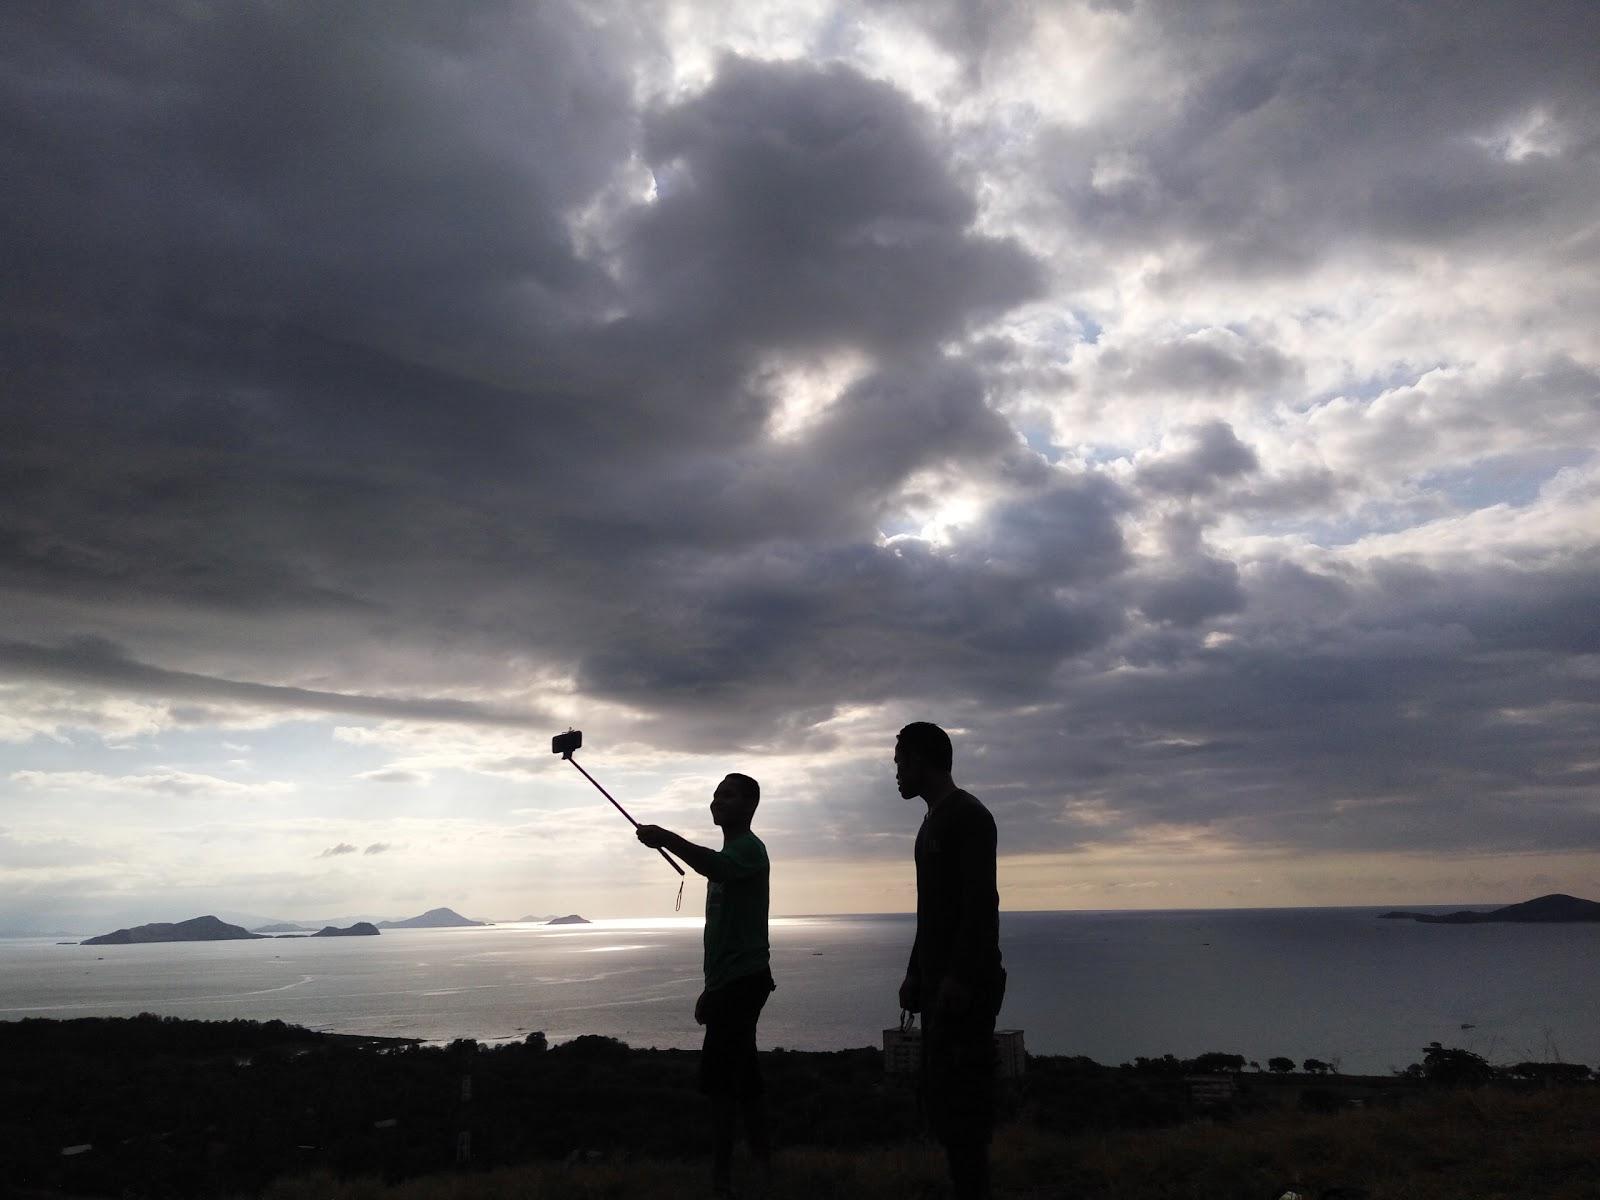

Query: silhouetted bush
left=1188, top=1052, right=1246, bottom=1073
left=1508, top=1060, right=1591, bottom=1084
left=1417, top=1042, right=1494, bottom=1087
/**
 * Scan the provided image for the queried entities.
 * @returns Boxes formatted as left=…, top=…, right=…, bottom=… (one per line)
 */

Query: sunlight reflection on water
left=2, top=910, right=1596, bottom=1074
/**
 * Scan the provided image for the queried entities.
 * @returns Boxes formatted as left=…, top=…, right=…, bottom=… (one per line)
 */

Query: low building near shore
left=882, top=1026, right=1026, bottom=1077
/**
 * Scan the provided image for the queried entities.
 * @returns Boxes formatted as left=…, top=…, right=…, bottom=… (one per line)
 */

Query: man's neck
left=921, top=776, right=959, bottom=812
left=721, top=823, right=750, bottom=846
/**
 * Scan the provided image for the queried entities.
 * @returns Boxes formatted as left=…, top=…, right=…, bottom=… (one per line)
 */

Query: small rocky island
left=309, top=922, right=380, bottom=937
left=1380, top=893, right=1600, bottom=924
left=546, top=914, right=590, bottom=925
left=82, top=915, right=264, bottom=945
left=376, top=906, right=487, bottom=929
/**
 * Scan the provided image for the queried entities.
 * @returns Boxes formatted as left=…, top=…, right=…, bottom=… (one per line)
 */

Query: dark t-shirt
left=702, top=830, right=770, bottom=991
left=907, top=789, right=1002, bottom=1000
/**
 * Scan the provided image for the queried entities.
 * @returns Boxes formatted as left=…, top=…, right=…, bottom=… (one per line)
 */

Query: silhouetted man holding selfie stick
left=637, top=773, right=772, bottom=1198
left=895, top=722, right=1005, bottom=1200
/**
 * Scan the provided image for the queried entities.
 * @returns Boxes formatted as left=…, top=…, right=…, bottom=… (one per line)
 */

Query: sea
left=3, top=908, right=1596, bottom=1077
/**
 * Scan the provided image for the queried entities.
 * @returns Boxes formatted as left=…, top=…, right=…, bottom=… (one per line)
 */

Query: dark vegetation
left=5, top=1016, right=1592, bottom=1198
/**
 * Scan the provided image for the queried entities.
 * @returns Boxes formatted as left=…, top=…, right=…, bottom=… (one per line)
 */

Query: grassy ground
left=258, top=1086, right=1600, bottom=1200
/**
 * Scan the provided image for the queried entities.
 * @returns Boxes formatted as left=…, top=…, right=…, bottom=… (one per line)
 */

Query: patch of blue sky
left=1287, top=361, right=1451, bottom=415
left=1004, top=307, right=1098, bottom=349
left=1418, top=446, right=1593, bottom=512
left=1253, top=448, right=1590, bottom=547
left=877, top=516, right=923, bottom=540
left=0, top=730, right=148, bottom=776
left=1019, top=426, right=1066, bottom=463
left=1249, top=511, right=1407, bottom=549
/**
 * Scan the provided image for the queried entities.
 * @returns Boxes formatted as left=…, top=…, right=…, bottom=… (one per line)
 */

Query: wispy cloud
left=0, top=640, right=545, bottom=730
left=10, top=769, right=295, bottom=798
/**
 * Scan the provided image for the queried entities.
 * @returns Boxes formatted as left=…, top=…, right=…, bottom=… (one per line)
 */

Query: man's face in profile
left=894, top=742, right=925, bottom=800
left=710, top=777, right=750, bottom=827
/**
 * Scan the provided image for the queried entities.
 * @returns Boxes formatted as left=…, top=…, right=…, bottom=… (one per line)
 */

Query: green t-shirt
left=702, top=830, right=770, bottom=991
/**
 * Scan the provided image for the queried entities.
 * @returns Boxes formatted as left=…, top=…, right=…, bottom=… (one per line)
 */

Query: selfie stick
left=553, top=730, right=684, bottom=876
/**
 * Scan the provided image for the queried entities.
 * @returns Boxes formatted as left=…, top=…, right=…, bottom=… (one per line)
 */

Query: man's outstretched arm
left=635, top=825, right=741, bottom=882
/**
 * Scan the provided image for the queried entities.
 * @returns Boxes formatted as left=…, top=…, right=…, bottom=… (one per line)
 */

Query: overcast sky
left=3, top=0, right=1597, bottom=931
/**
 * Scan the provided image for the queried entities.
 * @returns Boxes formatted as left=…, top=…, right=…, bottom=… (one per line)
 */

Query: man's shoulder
left=729, top=830, right=770, bottom=865
left=940, top=790, right=995, bottom=832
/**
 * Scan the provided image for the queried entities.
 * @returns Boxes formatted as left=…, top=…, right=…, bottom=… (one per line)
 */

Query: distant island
left=546, top=914, right=590, bottom=925
left=376, top=907, right=487, bottom=929
left=1380, top=893, right=1600, bottom=924
left=253, top=922, right=311, bottom=933
left=82, top=915, right=264, bottom=945
left=309, top=922, right=380, bottom=937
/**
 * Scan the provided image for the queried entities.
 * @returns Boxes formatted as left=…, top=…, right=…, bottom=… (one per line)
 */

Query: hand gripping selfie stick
left=551, top=729, right=685, bottom=879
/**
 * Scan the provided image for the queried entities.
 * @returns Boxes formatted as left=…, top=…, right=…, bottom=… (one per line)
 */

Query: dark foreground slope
left=7, top=1016, right=1594, bottom=1198
left=260, top=1087, right=1600, bottom=1200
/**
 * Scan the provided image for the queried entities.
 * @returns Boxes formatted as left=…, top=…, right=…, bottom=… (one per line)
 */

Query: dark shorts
left=699, top=968, right=775, bottom=1097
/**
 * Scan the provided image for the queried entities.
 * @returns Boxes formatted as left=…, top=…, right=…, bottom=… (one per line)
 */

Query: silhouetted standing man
left=895, top=722, right=1005, bottom=1200
left=637, top=773, right=773, bottom=1198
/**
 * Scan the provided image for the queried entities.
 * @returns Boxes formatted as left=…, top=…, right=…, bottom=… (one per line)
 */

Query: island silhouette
left=81, top=905, right=493, bottom=944
left=81, top=915, right=264, bottom=945
left=375, top=906, right=487, bottom=929
left=1379, top=892, right=1600, bottom=924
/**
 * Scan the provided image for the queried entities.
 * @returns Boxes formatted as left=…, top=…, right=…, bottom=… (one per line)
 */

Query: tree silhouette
left=1420, top=1042, right=1493, bottom=1087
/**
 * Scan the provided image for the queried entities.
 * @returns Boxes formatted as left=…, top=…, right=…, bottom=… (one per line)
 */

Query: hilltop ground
left=263, top=1088, right=1600, bottom=1200
left=9, top=1017, right=1597, bottom=1199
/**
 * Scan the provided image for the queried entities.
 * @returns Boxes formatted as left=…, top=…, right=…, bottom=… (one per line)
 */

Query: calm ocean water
left=2, top=908, right=1595, bottom=1076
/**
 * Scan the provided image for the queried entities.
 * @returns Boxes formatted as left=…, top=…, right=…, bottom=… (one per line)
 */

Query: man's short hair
left=722, top=772, right=761, bottom=809
left=896, top=722, right=953, bottom=772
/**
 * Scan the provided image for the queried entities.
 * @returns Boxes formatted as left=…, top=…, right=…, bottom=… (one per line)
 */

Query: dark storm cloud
left=1136, top=556, right=1245, bottom=627
left=1136, top=421, right=1260, bottom=497
left=1, top=6, right=1064, bottom=735
left=1038, top=0, right=1600, bottom=277
left=579, top=477, right=1129, bottom=724
left=954, top=547, right=1600, bottom=859
left=1106, top=335, right=1298, bottom=401
left=1, top=1, right=631, bottom=350
left=623, top=54, right=1043, bottom=352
